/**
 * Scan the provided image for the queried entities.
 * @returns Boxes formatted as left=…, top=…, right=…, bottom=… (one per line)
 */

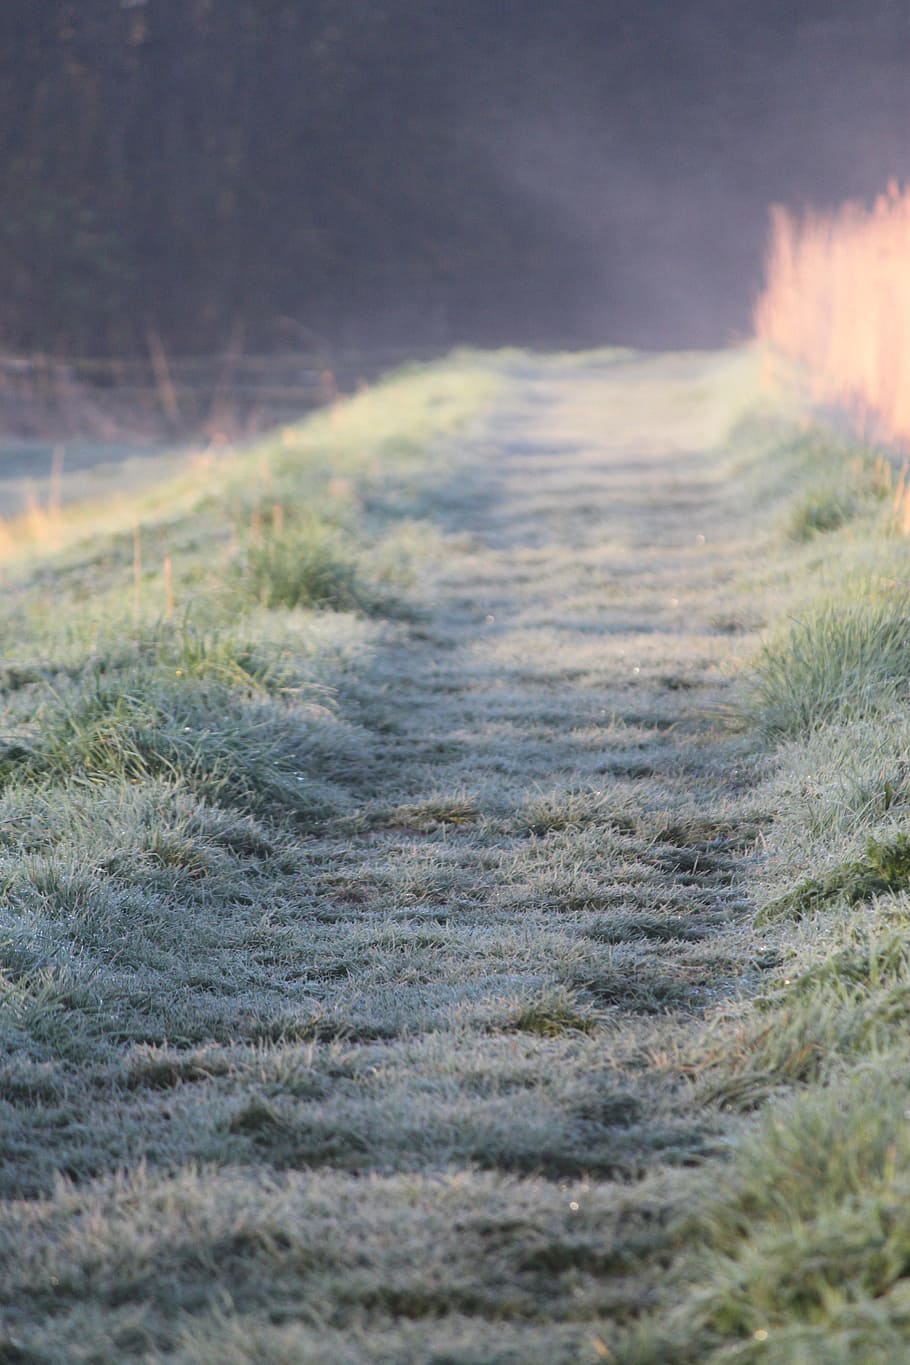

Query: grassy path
left=9, top=347, right=906, bottom=1361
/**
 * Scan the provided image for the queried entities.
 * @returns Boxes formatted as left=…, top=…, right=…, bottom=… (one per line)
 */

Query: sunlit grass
left=756, top=180, right=910, bottom=449
left=0, top=359, right=497, bottom=572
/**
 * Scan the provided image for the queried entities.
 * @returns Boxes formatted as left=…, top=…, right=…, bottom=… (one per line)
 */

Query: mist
left=3, top=0, right=910, bottom=359
left=470, top=0, right=910, bottom=347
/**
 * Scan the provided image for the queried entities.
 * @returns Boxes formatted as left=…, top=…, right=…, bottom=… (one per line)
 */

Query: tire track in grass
left=2, top=349, right=776, bottom=1363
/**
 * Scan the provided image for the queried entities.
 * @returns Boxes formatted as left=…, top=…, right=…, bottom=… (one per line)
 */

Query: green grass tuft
left=758, top=832, right=910, bottom=923
left=0, top=667, right=350, bottom=820
left=749, top=587, right=910, bottom=739
left=668, top=1069, right=910, bottom=1359
left=240, top=521, right=371, bottom=612
left=508, top=989, right=597, bottom=1037
left=785, top=487, right=856, bottom=541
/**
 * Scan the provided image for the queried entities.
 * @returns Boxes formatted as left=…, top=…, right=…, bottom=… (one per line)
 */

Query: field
left=3, top=345, right=910, bottom=1361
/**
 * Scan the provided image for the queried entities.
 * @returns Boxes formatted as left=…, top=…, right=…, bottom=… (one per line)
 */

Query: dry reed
left=756, top=180, right=910, bottom=447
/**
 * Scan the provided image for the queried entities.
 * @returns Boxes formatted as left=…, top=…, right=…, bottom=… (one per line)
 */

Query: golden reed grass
left=756, top=180, right=910, bottom=451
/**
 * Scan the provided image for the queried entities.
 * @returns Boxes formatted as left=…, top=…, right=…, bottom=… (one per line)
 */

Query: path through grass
left=4, top=347, right=910, bottom=1361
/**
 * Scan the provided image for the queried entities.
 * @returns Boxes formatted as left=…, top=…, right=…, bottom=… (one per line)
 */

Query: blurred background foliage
left=2, top=0, right=909, bottom=358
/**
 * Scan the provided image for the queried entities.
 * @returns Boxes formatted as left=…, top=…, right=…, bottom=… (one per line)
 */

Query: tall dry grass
left=756, top=180, right=910, bottom=448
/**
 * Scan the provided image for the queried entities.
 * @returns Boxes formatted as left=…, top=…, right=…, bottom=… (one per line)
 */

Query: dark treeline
left=3, top=0, right=909, bottom=357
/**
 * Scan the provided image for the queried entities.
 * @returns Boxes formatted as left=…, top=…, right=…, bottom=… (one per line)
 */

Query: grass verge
left=619, top=406, right=910, bottom=1361
left=0, top=357, right=496, bottom=1080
